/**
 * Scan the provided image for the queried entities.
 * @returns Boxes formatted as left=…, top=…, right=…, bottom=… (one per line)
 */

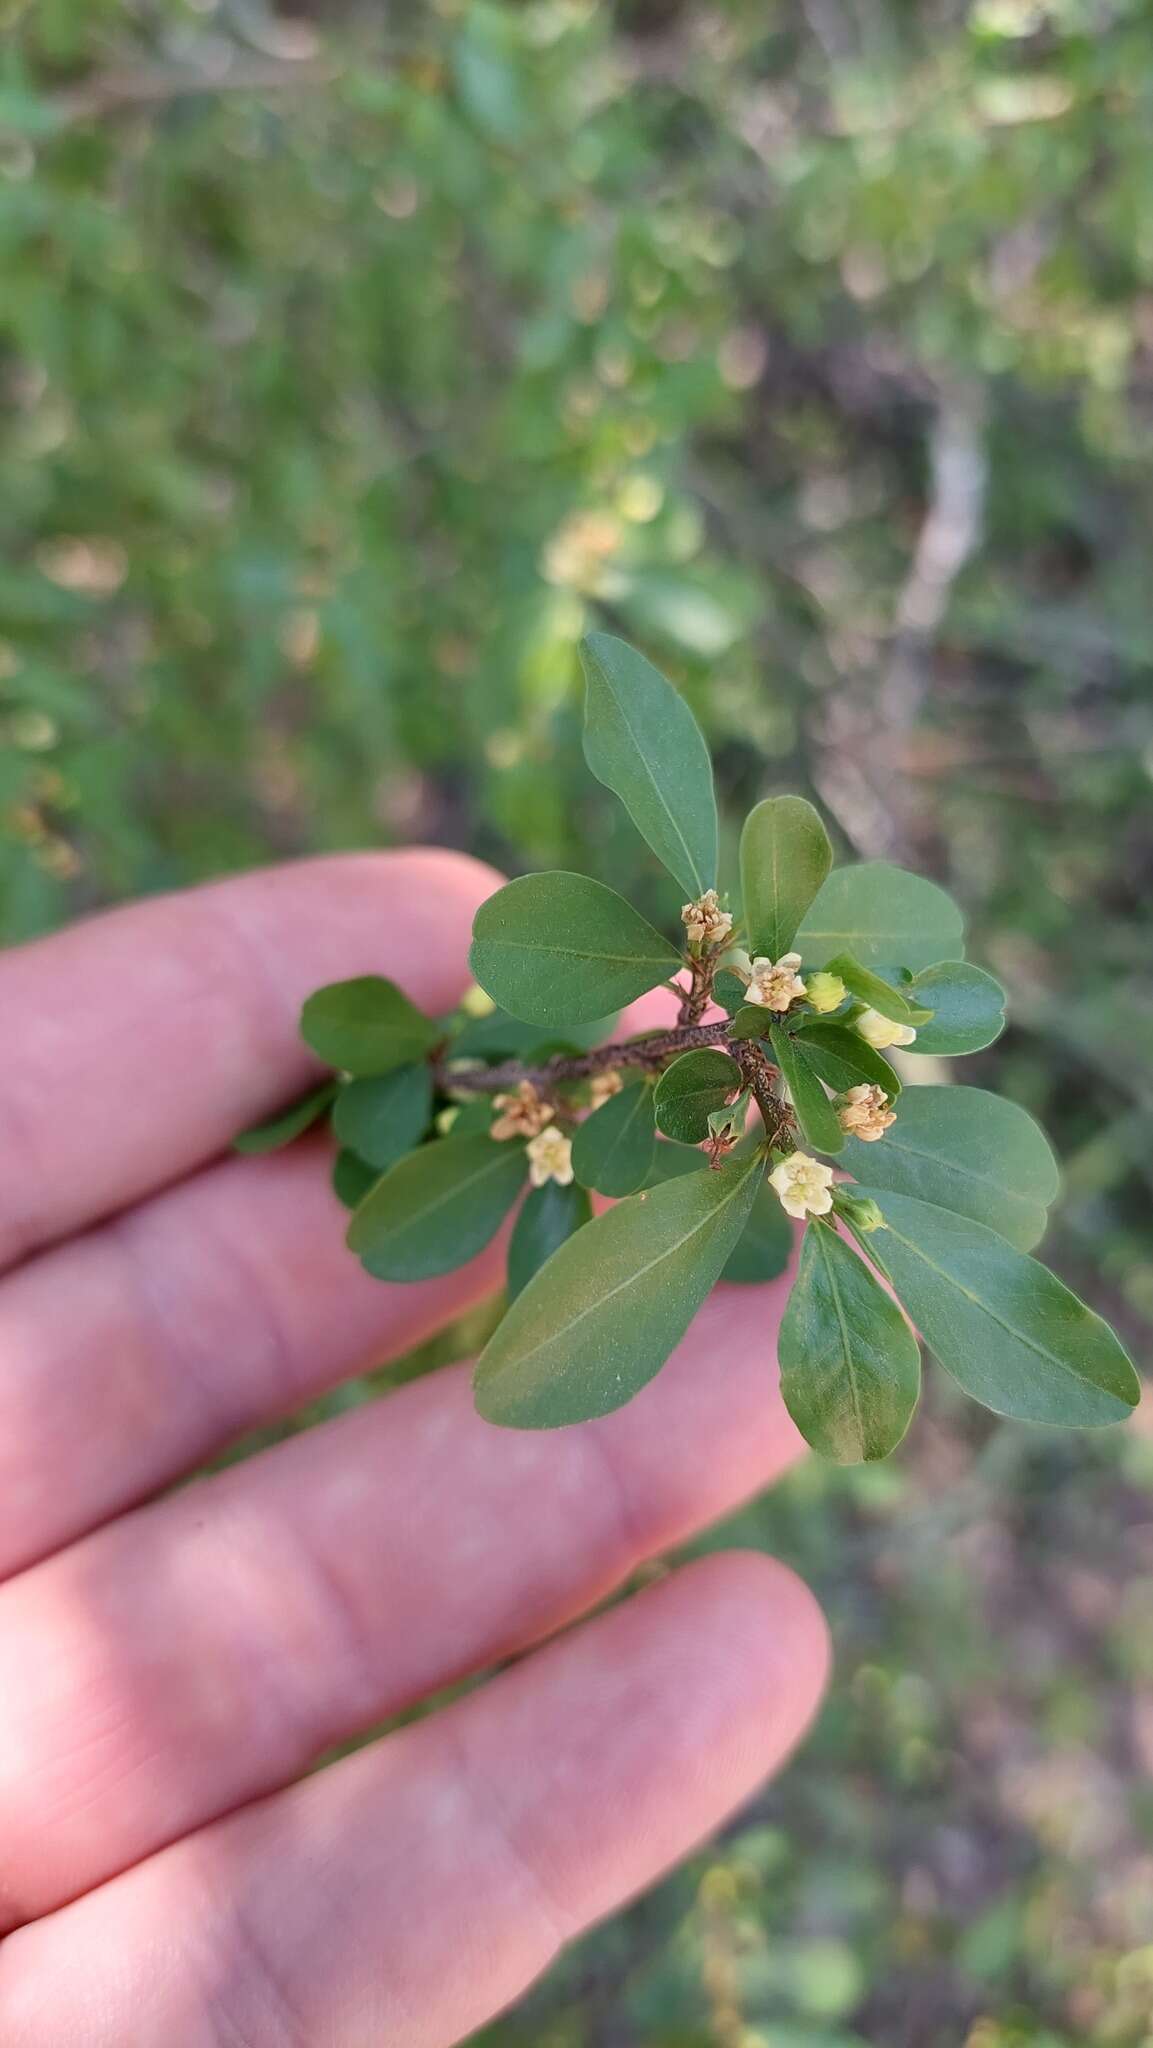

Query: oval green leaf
left=507, top=1180, right=591, bottom=1301
left=904, top=962, right=1006, bottom=1055
left=740, top=795, right=833, bottom=961
left=653, top=1048, right=743, bottom=1146
left=580, top=632, right=717, bottom=898
left=331, top=1062, right=433, bottom=1172
left=331, top=1147, right=380, bottom=1211
left=721, top=1175, right=792, bottom=1284
left=300, top=976, right=438, bottom=1076
left=841, top=1085, right=1057, bottom=1252
left=849, top=1188, right=1140, bottom=1427
left=474, top=1151, right=764, bottom=1428
left=347, top=1132, right=527, bottom=1281
left=469, top=872, right=681, bottom=1027
left=770, top=1023, right=844, bottom=1155
left=779, top=1221, right=921, bottom=1461
left=788, top=1021, right=902, bottom=1100
left=571, top=1079, right=657, bottom=1197
left=826, top=953, right=933, bottom=1027
left=234, top=1082, right=336, bottom=1154
left=796, top=862, right=965, bottom=972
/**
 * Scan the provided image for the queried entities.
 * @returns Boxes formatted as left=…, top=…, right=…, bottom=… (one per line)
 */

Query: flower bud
left=459, top=982, right=497, bottom=1020
left=854, top=1007, right=917, bottom=1050
left=833, top=1191, right=887, bottom=1233
left=805, top=971, right=846, bottom=1015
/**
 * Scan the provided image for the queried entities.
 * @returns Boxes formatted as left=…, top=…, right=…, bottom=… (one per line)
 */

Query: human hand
left=0, top=852, right=828, bottom=2046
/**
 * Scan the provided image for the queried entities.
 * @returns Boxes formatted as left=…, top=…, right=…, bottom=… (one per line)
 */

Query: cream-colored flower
left=837, top=1083, right=896, bottom=1142
left=854, top=1007, right=917, bottom=1050
left=526, top=1126, right=575, bottom=1188
left=743, top=952, right=807, bottom=1012
left=680, top=888, right=733, bottom=950
left=491, top=1081, right=554, bottom=1141
left=805, top=971, right=846, bottom=1015
left=589, top=1068, right=624, bottom=1109
left=769, top=1151, right=835, bottom=1220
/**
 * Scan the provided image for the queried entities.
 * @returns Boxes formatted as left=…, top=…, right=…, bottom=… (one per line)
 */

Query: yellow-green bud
left=806, top=971, right=846, bottom=1015
left=435, top=1105, right=461, bottom=1135
left=835, top=1191, right=887, bottom=1233
left=459, top=982, right=497, bottom=1020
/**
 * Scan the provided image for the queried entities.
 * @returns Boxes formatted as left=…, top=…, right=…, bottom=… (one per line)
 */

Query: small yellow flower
left=589, top=1068, right=624, bottom=1109
left=680, top=888, right=733, bottom=951
left=526, top=1126, right=575, bottom=1188
left=837, top=1083, right=897, bottom=1142
left=805, top=971, right=846, bottom=1015
left=491, top=1081, right=554, bottom=1141
left=743, top=952, right=807, bottom=1013
left=769, top=1151, right=835, bottom=1219
left=854, top=1007, right=917, bottom=1050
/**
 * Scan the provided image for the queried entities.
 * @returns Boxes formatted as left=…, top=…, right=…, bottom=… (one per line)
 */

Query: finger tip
left=670, top=1550, right=831, bottom=1777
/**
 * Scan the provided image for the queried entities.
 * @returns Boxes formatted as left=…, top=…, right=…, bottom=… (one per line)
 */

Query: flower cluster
left=742, top=952, right=807, bottom=1012
left=769, top=1151, right=834, bottom=1219
left=837, top=1083, right=896, bottom=1142
left=588, top=1068, right=623, bottom=1109
left=680, top=888, right=733, bottom=950
left=491, top=1081, right=554, bottom=1141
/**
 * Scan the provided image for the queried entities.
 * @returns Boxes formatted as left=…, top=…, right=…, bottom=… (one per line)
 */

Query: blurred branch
left=54, top=55, right=336, bottom=126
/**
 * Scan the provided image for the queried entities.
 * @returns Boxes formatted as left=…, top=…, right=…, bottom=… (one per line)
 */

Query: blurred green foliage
left=3, top=0, right=1152, bottom=2039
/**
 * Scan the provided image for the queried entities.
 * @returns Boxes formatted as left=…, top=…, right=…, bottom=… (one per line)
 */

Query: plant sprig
left=236, top=633, right=1140, bottom=1463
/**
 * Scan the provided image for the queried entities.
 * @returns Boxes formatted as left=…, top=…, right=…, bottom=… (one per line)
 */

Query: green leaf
left=825, top=953, right=933, bottom=1027
left=469, top=872, right=681, bottom=1026
left=770, top=1023, right=844, bottom=1155
left=653, top=1048, right=743, bottom=1145
left=903, top=962, right=1006, bottom=1055
left=300, top=976, right=438, bottom=1076
left=740, top=796, right=833, bottom=960
left=451, top=1007, right=618, bottom=1061
left=234, top=1082, right=336, bottom=1154
left=645, top=1141, right=709, bottom=1185
left=841, top=1086, right=1057, bottom=1252
left=580, top=631, right=717, bottom=898
left=849, top=1189, right=1140, bottom=1427
left=713, top=969, right=750, bottom=1014
left=331, top=1147, right=380, bottom=1211
left=779, top=1222, right=921, bottom=1462
left=728, top=1004, right=771, bottom=1041
left=796, top=862, right=965, bottom=972
left=347, top=1133, right=527, bottom=1281
left=474, top=1151, right=764, bottom=1427
left=788, top=1021, right=902, bottom=1100
left=571, top=1079, right=657, bottom=1196
left=721, top=1175, right=792, bottom=1283
left=331, top=1063, right=433, bottom=1172
left=507, top=1180, right=591, bottom=1301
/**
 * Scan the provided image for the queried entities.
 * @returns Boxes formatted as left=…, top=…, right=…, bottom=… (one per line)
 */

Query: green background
left=3, top=2, right=1152, bottom=2040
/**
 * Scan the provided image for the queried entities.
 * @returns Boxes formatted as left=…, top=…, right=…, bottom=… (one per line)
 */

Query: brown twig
left=437, top=1019, right=734, bottom=1098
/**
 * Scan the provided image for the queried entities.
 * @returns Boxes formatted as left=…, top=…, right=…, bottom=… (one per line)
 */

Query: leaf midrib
left=488, top=1157, right=760, bottom=1377
left=813, top=1227, right=866, bottom=1452
left=589, top=659, right=710, bottom=896
left=482, top=935, right=675, bottom=968
left=360, top=1145, right=519, bottom=1239
left=865, top=1132, right=1040, bottom=1216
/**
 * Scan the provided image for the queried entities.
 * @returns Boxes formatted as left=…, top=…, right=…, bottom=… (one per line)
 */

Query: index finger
left=0, top=849, right=500, bottom=1273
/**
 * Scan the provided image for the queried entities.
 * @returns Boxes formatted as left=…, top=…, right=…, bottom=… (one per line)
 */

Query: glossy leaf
left=788, top=1021, right=902, bottom=1100
left=300, top=976, right=438, bottom=1076
left=347, top=1132, right=526, bottom=1281
left=653, top=1048, right=743, bottom=1145
left=331, top=1147, right=379, bottom=1211
left=469, top=872, right=681, bottom=1026
left=580, top=631, right=717, bottom=897
left=780, top=1222, right=921, bottom=1461
left=740, top=795, right=833, bottom=960
left=826, top=953, right=933, bottom=1027
left=904, top=961, right=1006, bottom=1055
left=841, top=1085, right=1057, bottom=1251
left=507, top=1180, right=591, bottom=1300
left=474, top=1150, right=764, bottom=1427
left=571, top=1079, right=657, bottom=1196
left=644, top=1141, right=708, bottom=1185
left=770, top=1023, right=844, bottom=1155
left=331, top=1062, right=433, bottom=1172
left=796, top=862, right=964, bottom=972
left=721, top=1175, right=792, bottom=1283
left=713, top=969, right=750, bottom=1015
left=234, top=1082, right=336, bottom=1154
left=850, top=1189, right=1140, bottom=1427
left=728, top=1004, right=771, bottom=1041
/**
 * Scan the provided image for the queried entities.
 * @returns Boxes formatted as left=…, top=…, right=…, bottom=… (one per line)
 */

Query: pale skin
left=0, top=850, right=829, bottom=2046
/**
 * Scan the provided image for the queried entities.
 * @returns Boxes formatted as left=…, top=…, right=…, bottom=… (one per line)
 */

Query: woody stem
left=436, top=1018, right=737, bottom=1097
